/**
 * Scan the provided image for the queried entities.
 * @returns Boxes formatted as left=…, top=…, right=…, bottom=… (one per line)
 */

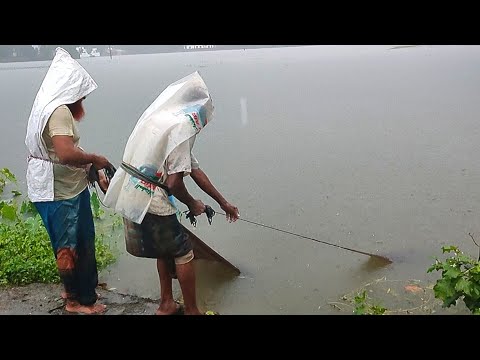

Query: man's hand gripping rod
left=185, top=205, right=216, bottom=227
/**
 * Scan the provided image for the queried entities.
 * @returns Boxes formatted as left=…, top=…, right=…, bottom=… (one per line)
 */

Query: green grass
left=0, top=167, right=118, bottom=286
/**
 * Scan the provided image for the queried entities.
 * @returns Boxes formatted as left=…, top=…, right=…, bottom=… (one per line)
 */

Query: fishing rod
left=87, top=164, right=391, bottom=265
left=185, top=206, right=392, bottom=265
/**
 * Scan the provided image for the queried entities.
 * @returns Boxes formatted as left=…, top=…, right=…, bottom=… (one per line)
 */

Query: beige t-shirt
left=148, top=136, right=200, bottom=216
left=42, top=105, right=89, bottom=200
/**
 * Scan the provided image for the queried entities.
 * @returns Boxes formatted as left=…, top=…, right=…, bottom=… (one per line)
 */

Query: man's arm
left=51, top=135, right=110, bottom=169
left=190, top=167, right=239, bottom=222
left=165, top=172, right=205, bottom=216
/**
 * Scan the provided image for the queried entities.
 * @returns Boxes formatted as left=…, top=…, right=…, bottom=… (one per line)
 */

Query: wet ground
left=0, top=275, right=471, bottom=315
left=0, top=283, right=160, bottom=315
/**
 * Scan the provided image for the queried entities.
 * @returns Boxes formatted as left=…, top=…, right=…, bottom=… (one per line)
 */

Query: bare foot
left=155, top=302, right=183, bottom=315
left=65, top=300, right=106, bottom=314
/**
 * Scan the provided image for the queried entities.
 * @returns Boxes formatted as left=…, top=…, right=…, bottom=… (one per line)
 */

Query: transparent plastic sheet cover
left=25, top=47, right=98, bottom=202
left=103, top=71, right=214, bottom=224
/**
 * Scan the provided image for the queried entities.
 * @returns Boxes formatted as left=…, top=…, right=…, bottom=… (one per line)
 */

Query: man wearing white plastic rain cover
left=25, top=47, right=111, bottom=314
left=104, top=72, right=239, bottom=315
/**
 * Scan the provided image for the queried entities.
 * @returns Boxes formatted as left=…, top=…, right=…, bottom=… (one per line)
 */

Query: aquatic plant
left=428, top=241, right=480, bottom=315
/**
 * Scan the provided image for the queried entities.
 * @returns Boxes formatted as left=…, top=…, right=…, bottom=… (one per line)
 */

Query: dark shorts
left=124, top=213, right=193, bottom=261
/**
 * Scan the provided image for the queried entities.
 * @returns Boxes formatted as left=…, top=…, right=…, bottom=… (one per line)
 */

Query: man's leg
left=34, top=200, right=80, bottom=302
left=175, top=253, right=202, bottom=315
left=69, top=188, right=105, bottom=314
left=155, top=259, right=182, bottom=315
left=142, top=213, right=200, bottom=315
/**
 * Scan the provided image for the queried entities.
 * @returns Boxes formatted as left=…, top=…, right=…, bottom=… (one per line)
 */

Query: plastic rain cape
left=103, top=71, right=213, bottom=224
left=25, top=47, right=98, bottom=202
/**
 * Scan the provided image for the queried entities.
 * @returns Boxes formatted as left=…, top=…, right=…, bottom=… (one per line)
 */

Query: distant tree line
left=0, top=45, right=301, bottom=63
left=0, top=45, right=81, bottom=62
left=118, top=45, right=294, bottom=54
